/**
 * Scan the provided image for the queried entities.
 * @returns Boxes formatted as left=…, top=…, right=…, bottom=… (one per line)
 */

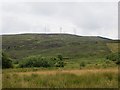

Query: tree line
left=2, top=52, right=64, bottom=68
left=2, top=52, right=120, bottom=69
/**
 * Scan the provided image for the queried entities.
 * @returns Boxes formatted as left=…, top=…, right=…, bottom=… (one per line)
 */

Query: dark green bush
left=19, top=56, right=51, bottom=68
left=106, top=52, right=120, bottom=65
left=57, top=54, right=63, bottom=61
left=13, top=60, right=19, bottom=64
left=55, top=61, right=64, bottom=67
left=2, top=52, right=13, bottom=68
left=19, top=55, right=64, bottom=68
left=80, top=61, right=86, bottom=68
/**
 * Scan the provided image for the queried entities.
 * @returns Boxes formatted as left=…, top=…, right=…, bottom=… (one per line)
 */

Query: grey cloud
left=2, top=2, right=118, bottom=39
left=26, top=2, right=58, bottom=16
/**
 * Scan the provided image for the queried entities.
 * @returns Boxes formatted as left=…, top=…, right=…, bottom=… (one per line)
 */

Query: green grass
left=2, top=68, right=118, bottom=88
left=0, top=72, right=1, bottom=89
left=2, top=57, right=118, bottom=88
left=64, top=57, right=117, bottom=69
left=2, top=33, right=119, bottom=88
left=107, top=43, right=119, bottom=53
left=2, top=34, right=113, bottom=60
left=2, top=56, right=118, bottom=88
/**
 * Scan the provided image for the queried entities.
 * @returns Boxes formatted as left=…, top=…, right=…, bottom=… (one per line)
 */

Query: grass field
left=2, top=56, right=119, bottom=88
left=2, top=34, right=112, bottom=60
left=107, top=43, right=119, bottom=53
left=2, top=34, right=120, bottom=88
left=0, top=71, right=2, bottom=89
left=2, top=67, right=118, bottom=88
left=2, top=57, right=118, bottom=88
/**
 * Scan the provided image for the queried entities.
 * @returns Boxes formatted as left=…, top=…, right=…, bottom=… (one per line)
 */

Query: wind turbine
left=44, top=25, right=47, bottom=34
left=60, top=27, right=62, bottom=33
left=44, top=24, right=49, bottom=34
left=73, top=27, right=76, bottom=35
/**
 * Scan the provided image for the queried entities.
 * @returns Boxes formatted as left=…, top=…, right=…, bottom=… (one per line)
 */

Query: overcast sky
left=1, top=1, right=118, bottom=39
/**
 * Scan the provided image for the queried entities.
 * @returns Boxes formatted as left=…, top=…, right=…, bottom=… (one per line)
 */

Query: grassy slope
left=107, top=43, right=119, bottom=53
left=2, top=34, right=119, bottom=88
left=2, top=33, right=113, bottom=60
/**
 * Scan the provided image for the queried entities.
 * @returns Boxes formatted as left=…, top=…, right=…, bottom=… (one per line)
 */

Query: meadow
left=2, top=67, right=118, bottom=88
left=2, top=34, right=120, bottom=88
left=2, top=57, right=119, bottom=88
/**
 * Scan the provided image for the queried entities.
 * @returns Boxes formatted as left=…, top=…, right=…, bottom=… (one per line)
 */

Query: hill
left=2, top=33, right=115, bottom=60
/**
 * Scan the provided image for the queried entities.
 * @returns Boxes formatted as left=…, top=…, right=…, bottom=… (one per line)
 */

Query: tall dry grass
left=2, top=68, right=118, bottom=88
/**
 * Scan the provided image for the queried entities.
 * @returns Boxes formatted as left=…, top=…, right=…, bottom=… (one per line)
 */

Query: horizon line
left=1, top=32, right=119, bottom=40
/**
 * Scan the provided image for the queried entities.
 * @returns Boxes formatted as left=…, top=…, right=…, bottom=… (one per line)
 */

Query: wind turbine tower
left=44, top=25, right=47, bottom=34
left=73, top=27, right=76, bottom=35
left=60, top=27, right=62, bottom=33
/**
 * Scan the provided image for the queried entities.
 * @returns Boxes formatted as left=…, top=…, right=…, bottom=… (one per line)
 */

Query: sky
left=1, top=1, right=118, bottom=39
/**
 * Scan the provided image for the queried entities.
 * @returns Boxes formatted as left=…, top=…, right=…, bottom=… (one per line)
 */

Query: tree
left=2, top=52, right=13, bottom=68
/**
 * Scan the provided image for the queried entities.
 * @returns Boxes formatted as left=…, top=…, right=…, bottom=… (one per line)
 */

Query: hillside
left=2, top=33, right=115, bottom=60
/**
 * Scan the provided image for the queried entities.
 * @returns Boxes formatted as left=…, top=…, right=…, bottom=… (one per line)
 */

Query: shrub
left=116, top=58, right=120, bottom=64
left=2, top=52, right=13, bottom=68
left=55, top=61, right=64, bottom=67
left=13, top=60, right=19, bottom=64
left=19, top=55, right=52, bottom=68
left=106, top=52, right=120, bottom=65
left=57, top=54, right=63, bottom=61
left=19, top=55, right=64, bottom=68
left=80, top=62, right=86, bottom=68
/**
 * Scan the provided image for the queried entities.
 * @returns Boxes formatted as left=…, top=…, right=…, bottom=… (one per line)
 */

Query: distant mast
left=60, top=27, right=62, bottom=33
left=44, top=25, right=47, bottom=34
left=45, top=25, right=49, bottom=34
left=73, top=28, right=76, bottom=35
